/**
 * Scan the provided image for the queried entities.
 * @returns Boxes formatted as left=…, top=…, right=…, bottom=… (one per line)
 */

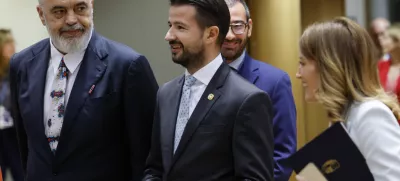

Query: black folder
left=288, top=122, right=374, bottom=181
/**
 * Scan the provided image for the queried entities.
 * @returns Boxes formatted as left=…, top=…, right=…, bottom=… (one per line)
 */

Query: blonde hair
left=387, top=23, right=400, bottom=44
left=300, top=17, right=400, bottom=121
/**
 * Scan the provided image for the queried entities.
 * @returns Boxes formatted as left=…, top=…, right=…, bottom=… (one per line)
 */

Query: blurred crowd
left=370, top=18, right=400, bottom=111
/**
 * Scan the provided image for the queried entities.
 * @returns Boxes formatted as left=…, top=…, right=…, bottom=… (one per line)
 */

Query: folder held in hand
left=288, top=122, right=374, bottom=181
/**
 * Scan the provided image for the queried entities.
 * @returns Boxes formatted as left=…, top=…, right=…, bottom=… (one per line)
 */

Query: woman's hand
left=296, top=175, right=309, bottom=181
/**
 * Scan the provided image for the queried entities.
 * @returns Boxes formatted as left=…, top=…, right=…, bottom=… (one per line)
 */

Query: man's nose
left=165, top=28, right=175, bottom=41
left=225, top=28, right=235, bottom=41
left=65, top=11, right=78, bottom=26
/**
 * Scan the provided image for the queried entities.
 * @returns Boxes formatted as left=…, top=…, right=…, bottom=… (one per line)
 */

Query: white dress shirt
left=184, top=54, right=223, bottom=116
left=345, top=99, right=400, bottom=181
left=43, top=31, right=92, bottom=129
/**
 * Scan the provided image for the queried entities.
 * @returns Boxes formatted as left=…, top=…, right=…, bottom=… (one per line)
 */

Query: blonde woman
left=295, top=17, right=400, bottom=181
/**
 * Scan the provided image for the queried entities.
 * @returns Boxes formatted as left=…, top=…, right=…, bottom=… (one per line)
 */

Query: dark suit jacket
left=144, top=62, right=274, bottom=181
left=9, top=32, right=158, bottom=181
left=238, top=53, right=297, bottom=181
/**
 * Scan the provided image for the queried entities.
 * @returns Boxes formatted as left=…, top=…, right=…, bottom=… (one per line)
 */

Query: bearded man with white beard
left=9, top=0, right=159, bottom=180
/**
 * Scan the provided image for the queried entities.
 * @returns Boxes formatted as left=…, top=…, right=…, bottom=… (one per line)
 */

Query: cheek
left=4, top=46, right=15, bottom=56
left=182, top=33, right=202, bottom=48
left=79, top=16, right=92, bottom=28
left=47, top=20, right=63, bottom=33
left=308, top=73, right=317, bottom=88
left=304, top=67, right=319, bottom=89
left=237, top=36, right=246, bottom=45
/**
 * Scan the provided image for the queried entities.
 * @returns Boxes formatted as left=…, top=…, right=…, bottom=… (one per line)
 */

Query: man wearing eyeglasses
left=222, top=1, right=297, bottom=181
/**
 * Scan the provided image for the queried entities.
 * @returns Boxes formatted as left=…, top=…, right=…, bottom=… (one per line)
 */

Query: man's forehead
left=169, top=5, right=196, bottom=23
left=229, top=3, right=246, bottom=22
left=41, top=0, right=90, bottom=6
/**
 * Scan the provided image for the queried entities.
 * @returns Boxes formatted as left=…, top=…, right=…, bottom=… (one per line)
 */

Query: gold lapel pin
left=208, top=93, right=214, bottom=100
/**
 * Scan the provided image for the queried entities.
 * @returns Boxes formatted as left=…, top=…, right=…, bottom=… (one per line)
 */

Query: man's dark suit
left=9, top=32, right=158, bottom=181
left=144, top=62, right=274, bottom=181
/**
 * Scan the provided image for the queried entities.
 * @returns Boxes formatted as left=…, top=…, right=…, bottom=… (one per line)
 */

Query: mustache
left=60, top=24, right=85, bottom=32
left=224, top=39, right=241, bottom=43
left=169, top=40, right=183, bottom=45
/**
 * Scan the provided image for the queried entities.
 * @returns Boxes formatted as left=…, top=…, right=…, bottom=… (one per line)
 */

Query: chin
left=304, top=94, right=318, bottom=103
left=172, top=57, right=189, bottom=67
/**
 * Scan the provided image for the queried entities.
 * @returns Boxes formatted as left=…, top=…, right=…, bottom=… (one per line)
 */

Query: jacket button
left=53, top=172, right=57, bottom=176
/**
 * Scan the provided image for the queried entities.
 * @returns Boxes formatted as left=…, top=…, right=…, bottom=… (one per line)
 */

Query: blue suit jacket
left=9, top=32, right=159, bottom=181
left=238, top=53, right=297, bottom=181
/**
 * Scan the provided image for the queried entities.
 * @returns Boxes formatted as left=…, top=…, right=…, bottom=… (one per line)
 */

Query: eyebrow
left=50, top=2, right=88, bottom=10
left=75, top=2, right=88, bottom=7
left=169, top=21, right=188, bottom=27
left=231, top=20, right=246, bottom=24
left=51, top=5, right=66, bottom=10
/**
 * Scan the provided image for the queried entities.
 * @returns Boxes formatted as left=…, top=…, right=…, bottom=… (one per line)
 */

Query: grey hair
left=225, top=0, right=250, bottom=20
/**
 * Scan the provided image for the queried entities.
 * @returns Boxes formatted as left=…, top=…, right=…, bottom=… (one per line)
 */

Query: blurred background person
left=222, top=1, right=297, bottom=181
left=369, top=18, right=391, bottom=61
left=296, top=17, right=400, bottom=181
left=378, top=24, right=400, bottom=124
left=0, top=29, right=24, bottom=181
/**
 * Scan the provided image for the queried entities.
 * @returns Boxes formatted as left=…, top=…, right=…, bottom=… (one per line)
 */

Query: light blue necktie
left=174, top=75, right=196, bottom=153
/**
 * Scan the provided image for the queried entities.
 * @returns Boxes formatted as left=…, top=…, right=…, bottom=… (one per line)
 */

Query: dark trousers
left=0, top=127, right=24, bottom=181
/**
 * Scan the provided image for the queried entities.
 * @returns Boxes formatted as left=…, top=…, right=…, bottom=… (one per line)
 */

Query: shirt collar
left=228, top=49, right=246, bottom=71
left=185, top=53, right=223, bottom=86
left=49, top=28, right=93, bottom=74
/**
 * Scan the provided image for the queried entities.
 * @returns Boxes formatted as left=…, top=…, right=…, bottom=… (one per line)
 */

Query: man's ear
left=37, top=5, right=46, bottom=26
left=204, top=26, right=220, bottom=44
left=247, top=18, right=253, bottom=38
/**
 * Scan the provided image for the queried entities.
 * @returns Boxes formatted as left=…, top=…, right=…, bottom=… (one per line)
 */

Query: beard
left=221, top=36, right=248, bottom=61
left=170, top=40, right=205, bottom=69
left=45, top=13, right=93, bottom=54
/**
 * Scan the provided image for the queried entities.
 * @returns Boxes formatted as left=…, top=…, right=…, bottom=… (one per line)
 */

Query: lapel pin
left=88, top=85, right=96, bottom=94
left=208, top=93, right=214, bottom=100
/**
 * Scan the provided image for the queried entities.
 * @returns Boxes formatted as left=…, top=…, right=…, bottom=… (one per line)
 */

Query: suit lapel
left=238, top=53, right=259, bottom=84
left=56, top=32, right=107, bottom=154
left=162, top=76, right=184, bottom=174
left=171, top=63, right=230, bottom=167
left=27, top=41, right=54, bottom=159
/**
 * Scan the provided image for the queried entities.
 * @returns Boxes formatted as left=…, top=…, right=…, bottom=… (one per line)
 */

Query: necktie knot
left=59, top=58, right=67, bottom=68
left=58, top=58, right=69, bottom=79
left=184, top=75, right=196, bottom=87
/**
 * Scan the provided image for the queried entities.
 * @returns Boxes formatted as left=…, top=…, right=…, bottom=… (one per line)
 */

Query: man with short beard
left=143, top=0, right=274, bottom=180
left=222, top=1, right=297, bottom=181
left=9, top=0, right=158, bottom=180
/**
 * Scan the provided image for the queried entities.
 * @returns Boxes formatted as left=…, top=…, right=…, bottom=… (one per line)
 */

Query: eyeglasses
left=229, top=21, right=249, bottom=35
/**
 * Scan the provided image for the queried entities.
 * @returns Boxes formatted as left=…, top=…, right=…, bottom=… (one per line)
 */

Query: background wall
left=367, top=0, right=390, bottom=21
left=0, top=0, right=48, bottom=52
left=346, top=0, right=367, bottom=28
left=94, top=0, right=183, bottom=84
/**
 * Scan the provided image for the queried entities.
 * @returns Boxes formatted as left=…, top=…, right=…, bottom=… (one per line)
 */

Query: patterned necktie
left=46, top=57, right=68, bottom=154
left=174, top=75, right=196, bottom=153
